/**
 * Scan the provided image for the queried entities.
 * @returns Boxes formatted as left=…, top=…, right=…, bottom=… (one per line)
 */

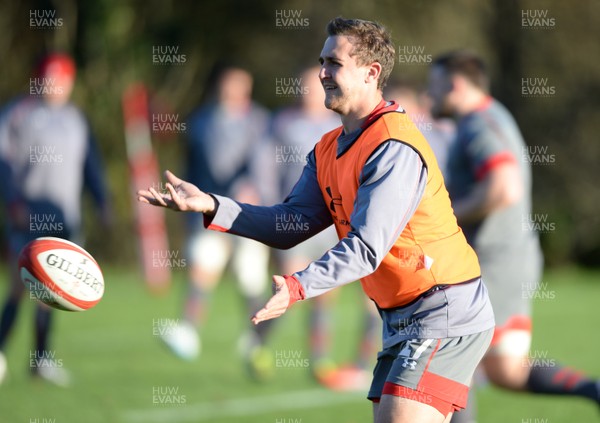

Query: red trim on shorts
left=418, top=371, right=469, bottom=409
left=422, top=340, right=441, bottom=374
left=475, top=151, right=516, bottom=181
left=376, top=339, right=470, bottom=417
left=381, top=383, right=455, bottom=417
left=491, top=314, right=532, bottom=347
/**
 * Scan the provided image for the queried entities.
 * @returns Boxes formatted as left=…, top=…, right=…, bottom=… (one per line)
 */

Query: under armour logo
left=401, top=358, right=417, bottom=370
left=325, top=186, right=342, bottom=212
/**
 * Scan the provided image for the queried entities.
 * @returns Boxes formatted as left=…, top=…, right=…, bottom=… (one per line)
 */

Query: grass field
left=0, top=264, right=598, bottom=423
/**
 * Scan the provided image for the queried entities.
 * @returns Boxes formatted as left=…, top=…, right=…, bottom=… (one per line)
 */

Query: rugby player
left=427, top=50, right=600, bottom=422
left=0, top=53, right=110, bottom=386
left=139, top=18, right=495, bottom=423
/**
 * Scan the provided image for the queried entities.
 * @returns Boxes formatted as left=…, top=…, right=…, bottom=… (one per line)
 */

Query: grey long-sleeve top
left=206, top=129, right=426, bottom=300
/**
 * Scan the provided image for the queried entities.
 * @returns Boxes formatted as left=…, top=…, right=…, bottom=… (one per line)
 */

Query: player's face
left=218, top=69, right=253, bottom=111
left=428, top=65, right=455, bottom=119
left=42, top=71, right=74, bottom=106
left=318, top=35, right=372, bottom=116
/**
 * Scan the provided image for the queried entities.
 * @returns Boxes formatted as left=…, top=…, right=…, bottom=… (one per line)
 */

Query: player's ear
left=365, top=62, right=382, bottom=85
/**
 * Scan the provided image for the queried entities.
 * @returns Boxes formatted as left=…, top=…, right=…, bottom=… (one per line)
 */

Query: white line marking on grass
left=122, top=388, right=364, bottom=422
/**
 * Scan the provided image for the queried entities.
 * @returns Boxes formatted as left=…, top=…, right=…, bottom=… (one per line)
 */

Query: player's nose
left=319, top=65, right=329, bottom=81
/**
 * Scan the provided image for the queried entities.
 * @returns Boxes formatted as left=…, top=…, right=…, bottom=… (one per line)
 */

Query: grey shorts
left=368, top=329, right=493, bottom=415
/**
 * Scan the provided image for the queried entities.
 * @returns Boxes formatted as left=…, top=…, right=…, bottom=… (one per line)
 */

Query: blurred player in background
left=160, top=64, right=275, bottom=379
left=139, top=18, right=496, bottom=423
left=384, top=80, right=455, bottom=175
left=427, top=50, right=600, bottom=423
left=271, top=65, right=380, bottom=391
left=0, top=53, right=110, bottom=386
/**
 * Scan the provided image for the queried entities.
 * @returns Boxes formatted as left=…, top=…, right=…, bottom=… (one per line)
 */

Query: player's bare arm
left=137, top=170, right=217, bottom=215
left=452, top=162, right=522, bottom=224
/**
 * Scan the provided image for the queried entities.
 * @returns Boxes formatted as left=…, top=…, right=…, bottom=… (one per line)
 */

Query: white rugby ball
left=18, top=237, right=104, bottom=312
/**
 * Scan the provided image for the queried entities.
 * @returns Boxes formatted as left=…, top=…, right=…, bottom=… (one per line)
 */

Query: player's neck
left=455, top=90, right=490, bottom=117
left=340, top=93, right=383, bottom=133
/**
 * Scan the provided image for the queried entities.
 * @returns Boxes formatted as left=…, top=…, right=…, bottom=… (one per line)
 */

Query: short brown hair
left=326, top=17, right=395, bottom=90
left=432, top=51, right=490, bottom=92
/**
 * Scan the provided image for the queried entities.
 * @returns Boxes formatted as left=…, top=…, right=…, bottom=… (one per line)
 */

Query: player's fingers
left=252, top=302, right=275, bottom=322
left=251, top=306, right=268, bottom=324
left=251, top=309, right=267, bottom=325
left=137, top=189, right=154, bottom=199
left=165, top=183, right=185, bottom=211
left=251, top=294, right=287, bottom=324
left=136, top=190, right=151, bottom=202
left=137, top=189, right=160, bottom=205
left=165, top=170, right=183, bottom=186
left=149, top=187, right=168, bottom=207
left=251, top=306, right=283, bottom=325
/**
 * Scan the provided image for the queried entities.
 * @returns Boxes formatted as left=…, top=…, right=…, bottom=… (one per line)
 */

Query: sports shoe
left=0, top=352, right=7, bottom=384
left=32, top=360, right=71, bottom=387
left=246, top=344, right=275, bottom=382
left=312, top=357, right=337, bottom=380
left=316, top=364, right=371, bottom=392
left=159, top=320, right=200, bottom=361
left=238, top=331, right=274, bottom=382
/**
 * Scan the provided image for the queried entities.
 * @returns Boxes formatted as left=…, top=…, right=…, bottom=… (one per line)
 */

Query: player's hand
left=251, top=275, right=291, bottom=325
left=137, top=170, right=216, bottom=214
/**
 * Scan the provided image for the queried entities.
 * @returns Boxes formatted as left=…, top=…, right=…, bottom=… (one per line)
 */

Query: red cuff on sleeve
left=203, top=216, right=227, bottom=232
left=203, top=194, right=226, bottom=231
left=475, top=151, right=516, bottom=181
left=284, top=275, right=305, bottom=307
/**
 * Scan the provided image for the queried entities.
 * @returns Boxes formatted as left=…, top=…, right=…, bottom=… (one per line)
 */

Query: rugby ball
left=18, top=237, right=104, bottom=312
